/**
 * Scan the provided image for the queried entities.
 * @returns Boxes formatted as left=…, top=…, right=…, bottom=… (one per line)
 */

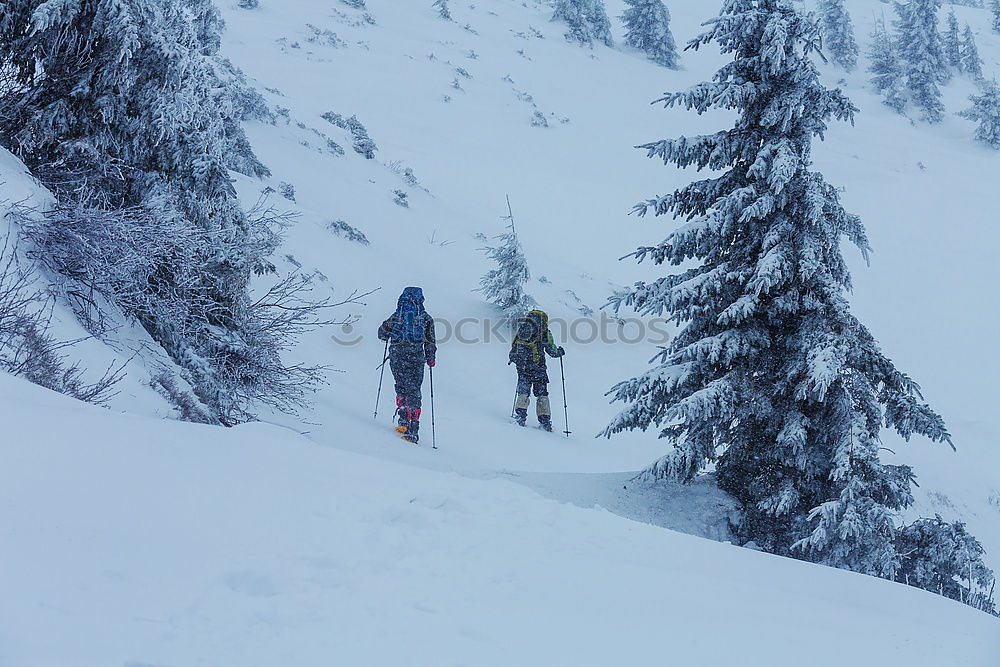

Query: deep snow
left=3, top=373, right=998, bottom=666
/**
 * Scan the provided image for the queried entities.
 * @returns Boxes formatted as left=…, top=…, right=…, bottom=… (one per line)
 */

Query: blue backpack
left=394, top=286, right=427, bottom=344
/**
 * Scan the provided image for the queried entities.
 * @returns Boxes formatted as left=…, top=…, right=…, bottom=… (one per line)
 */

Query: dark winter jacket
left=378, top=286, right=436, bottom=364
left=509, top=309, right=562, bottom=369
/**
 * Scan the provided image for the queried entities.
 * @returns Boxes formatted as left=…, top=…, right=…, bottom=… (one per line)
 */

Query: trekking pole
left=374, top=339, right=389, bottom=419
left=429, top=365, right=437, bottom=449
left=559, top=356, right=571, bottom=437
left=510, top=363, right=518, bottom=418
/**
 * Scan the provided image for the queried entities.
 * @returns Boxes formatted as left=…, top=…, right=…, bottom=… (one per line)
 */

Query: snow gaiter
left=536, top=395, right=551, bottom=419
left=514, top=394, right=530, bottom=426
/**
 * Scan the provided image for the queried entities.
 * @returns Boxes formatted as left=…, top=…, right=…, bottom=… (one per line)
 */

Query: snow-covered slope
left=0, top=148, right=194, bottom=417
left=214, top=0, right=1000, bottom=568
left=3, top=372, right=998, bottom=666
left=2, top=0, right=999, bottom=663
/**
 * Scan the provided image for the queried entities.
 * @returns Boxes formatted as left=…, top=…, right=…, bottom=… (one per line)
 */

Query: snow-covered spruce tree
left=944, top=9, right=963, bottom=70
left=960, top=24, right=984, bottom=80
left=894, top=0, right=949, bottom=122
left=868, top=19, right=908, bottom=113
left=477, top=223, right=536, bottom=326
left=605, top=0, right=960, bottom=582
left=817, top=0, right=858, bottom=72
left=895, top=516, right=996, bottom=613
left=960, top=80, right=1000, bottom=147
left=552, top=0, right=614, bottom=47
left=432, top=0, right=451, bottom=20
left=0, top=0, right=324, bottom=424
left=992, top=0, right=1000, bottom=32
left=621, top=0, right=679, bottom=69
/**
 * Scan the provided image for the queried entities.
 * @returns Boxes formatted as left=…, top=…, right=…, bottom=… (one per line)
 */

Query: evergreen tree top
left=637, top=0, right=858, bottom=230
left=621, top=0, right=679, bottom=68
left=817, top=0, right=859, bottom=72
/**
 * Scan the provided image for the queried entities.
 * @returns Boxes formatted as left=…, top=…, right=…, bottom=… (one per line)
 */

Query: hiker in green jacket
left=508, top=309, right=564, bottom=431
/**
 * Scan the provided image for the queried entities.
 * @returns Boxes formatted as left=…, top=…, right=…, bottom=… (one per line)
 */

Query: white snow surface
left=2, top=0, right=999, bottom=664
left=2, top=373, right=998, bottom=666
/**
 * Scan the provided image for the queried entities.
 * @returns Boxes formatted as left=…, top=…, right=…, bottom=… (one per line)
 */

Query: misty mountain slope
left=211, top=0, right=1000, bottom=571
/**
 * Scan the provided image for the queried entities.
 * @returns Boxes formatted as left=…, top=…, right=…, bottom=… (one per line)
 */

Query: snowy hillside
left=212, top=0, right=1000, bottom=570
left=4, top=374, right=999, bottom=666
left=2, top=0, right=999, bottom=663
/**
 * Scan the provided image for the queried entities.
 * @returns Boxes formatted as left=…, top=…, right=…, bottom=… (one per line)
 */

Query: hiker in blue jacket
left=378, top=287, right=436, bottom=443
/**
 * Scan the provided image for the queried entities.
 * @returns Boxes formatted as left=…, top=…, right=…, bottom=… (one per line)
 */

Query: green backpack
left=513, top=310, right=549, bottom=364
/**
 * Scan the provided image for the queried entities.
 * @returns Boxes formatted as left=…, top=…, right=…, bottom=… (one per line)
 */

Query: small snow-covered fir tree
left=552, top=0, right=614, bottom=47
left=621, top=0, right=679, bottom=69
left=477, top=224, right=536, bottom=325
left=960, top=80, right=1000, bottom=147
left=894, top=0, right=949, bottom=122
left=960, top=24, right=984, bottom=80
left=606, top=0, right=956, bottom=581
left=432, top=0, right=451, bottom=20
left=868, top=19, right=908, bottom=113
left=992, top=0, right=1000, bottom=32
left=321, top=112, right=378, bottom=158
left=944, top=9, right=963, bottom=70
left=817, top=0, right=859, bottom=71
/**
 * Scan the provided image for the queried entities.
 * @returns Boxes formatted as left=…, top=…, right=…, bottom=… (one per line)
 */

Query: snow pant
left=514, top=363, right=551, bottom=424
left=390, top=344, right=424, bottom=436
